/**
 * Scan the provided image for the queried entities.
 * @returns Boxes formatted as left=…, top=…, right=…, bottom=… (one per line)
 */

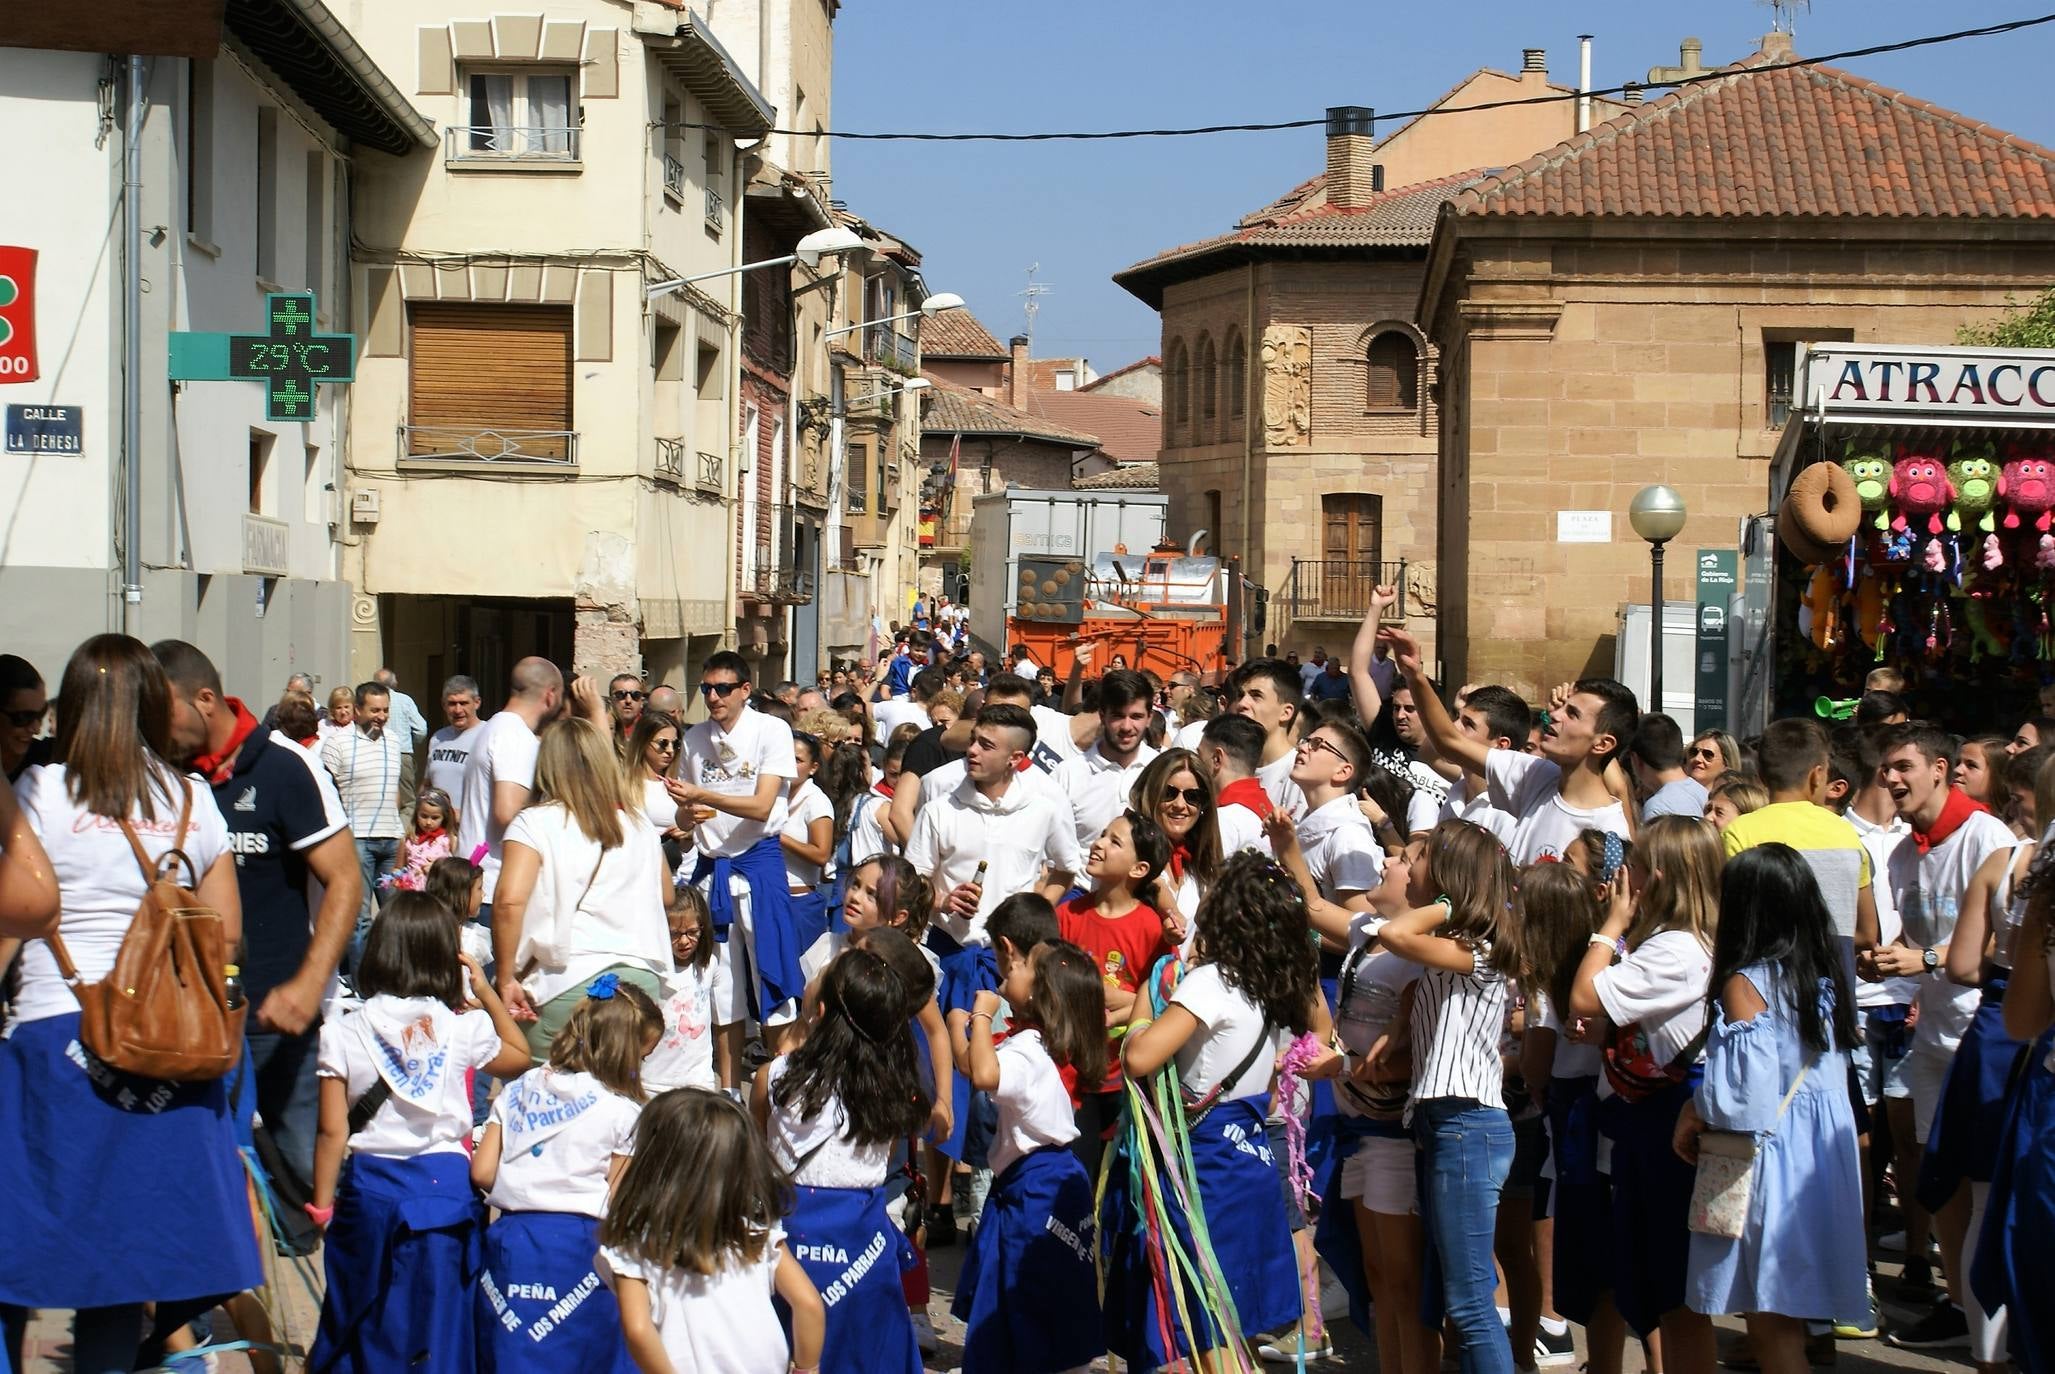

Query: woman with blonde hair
left=1686, top=730, right=1741, bottom=788
left=491, top=717, right=673, bottom=1062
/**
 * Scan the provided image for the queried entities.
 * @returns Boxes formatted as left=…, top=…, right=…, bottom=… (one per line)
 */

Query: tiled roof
left=1081, top=356, right=1159, bottom=391
left=920, top=375, right=1100, bottom=448
left=1026, top=390, right=1161, bottom=465
left=919, top=310, right=1010, bottom=360
left=1449, top=54, right=2055, bottom=220
left=1073, top=462, right=1160, bottom=491
left=1116, top=170, right=1493, bottom=307
left=1023, top=358, right=1090, bottom=392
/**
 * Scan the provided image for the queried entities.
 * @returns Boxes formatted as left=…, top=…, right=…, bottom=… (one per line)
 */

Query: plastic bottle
left=224, top=963, right=246, bottom=1011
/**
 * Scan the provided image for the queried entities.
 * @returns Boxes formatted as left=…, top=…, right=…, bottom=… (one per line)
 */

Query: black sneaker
left=924, top=1201, right=957, bottom=1248
left=1897, top=1257, right=1939, bottom=1303
left=1886, top=1303, right=1969, bottom=1350
left=1534, top=1323, right=1577, bottom=1368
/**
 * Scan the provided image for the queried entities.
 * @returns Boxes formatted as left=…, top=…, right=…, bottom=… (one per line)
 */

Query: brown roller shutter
left=408, top=303, right=573, bottom=460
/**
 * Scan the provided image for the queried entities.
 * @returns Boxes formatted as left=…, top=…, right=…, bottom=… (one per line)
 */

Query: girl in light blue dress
left=1675, top=844, right=1867, bottom=1374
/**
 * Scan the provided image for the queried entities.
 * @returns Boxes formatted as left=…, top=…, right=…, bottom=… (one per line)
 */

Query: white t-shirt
left=458, top=711, right=540, bottom=901
left=1592, top=928, right=1714, bottom=1082
left=1258, top=751, right=1307, bottom=817
left=780, top=780, right=834, bottom=889
left=423, top=722, right=483, bottom=804
left=485, top=1066, right=640, bottom=1218
left=1171, top=963, right=1291, bottom=1101
left=1172, top=718, right=1209, bottom=752
left=316, top=995, right=501, bottom=1157
left=641, top=776, right=680, bottom=835
left=904, top=770, right=1084, bottom=946
left=644, top=961, right=730, bottom=1091
left=598, top=1234, right=788, bottom=1374
left=988, top=1028, right=1081, bottom=1177
left=1531, top=989, right=1602, bottom=1077
left=1053, top=742, right=1162, bottom=852
left=764, top=1056, right=892, bottom=1188
left=1847, top=809, right=1919, bottom=1009
left=1216, top=798, right=1273, bottom=859
left=848, top=788, right=891, bottom=867
left=682, top=708, right=796, bottom=858
left=503, top=805, right=672, bottom=1007
left=10, top=764, right=232, bottom=1025
left=1440, top=777, right=1518, bottom=853
left=1486, top=748, right=1630, bottom=867
left=1296, top=794, right=1382, bottom=900
left=1892, top=808, right=2016, bottom=1053
left=1028, top=704, right=1085, bottom=773
left=872, top=696, right=930, bottom=746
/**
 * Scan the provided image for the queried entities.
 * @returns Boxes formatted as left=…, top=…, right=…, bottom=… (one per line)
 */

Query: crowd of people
left=1, top=592, right=2054, bottom=1374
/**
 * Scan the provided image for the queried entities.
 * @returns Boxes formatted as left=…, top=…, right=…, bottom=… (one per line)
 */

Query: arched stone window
left=1225, top=330, right=1246, bottom=419
left=1366, top=329, right=1420, bottom=411
left=1167, top=340, right=1191, bottom=431
left=1197, top=334, right=1217, bottom=422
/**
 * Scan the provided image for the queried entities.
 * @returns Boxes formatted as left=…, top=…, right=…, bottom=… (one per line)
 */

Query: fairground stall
left=1749, top=342, right=2055, bottom=732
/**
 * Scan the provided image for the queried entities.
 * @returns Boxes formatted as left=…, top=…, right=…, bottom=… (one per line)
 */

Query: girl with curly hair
left=751, top=945, right=933, bottom=1374
left=1377, top=819, right=1522, bottom=1374
left=1107, top=849, right=1327, bottom=1371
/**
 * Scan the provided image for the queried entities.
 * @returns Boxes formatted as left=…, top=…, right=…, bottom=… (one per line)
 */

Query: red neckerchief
left=992, top=1022, right=1084, bottom=1108
left=873, top=780, right=894, bottom=799
left=1015, top=755, right=1033, bottom=773
left=413, top=826, right=447, bottom=847
left=191, top=697, right=261, bottom=784
left=1216, top=777, right=1274, bottom=819
left=1168, top=843, right=1191, bottom=881
left=1912, top=786, right=1989, bottom=855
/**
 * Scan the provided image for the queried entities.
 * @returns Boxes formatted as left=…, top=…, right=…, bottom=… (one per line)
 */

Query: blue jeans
left=1416, top=1098, right=1515, bottom=1374
left=348, top=836, right=400, bottom=972
left=241, top=1026, right=322, bottom=1188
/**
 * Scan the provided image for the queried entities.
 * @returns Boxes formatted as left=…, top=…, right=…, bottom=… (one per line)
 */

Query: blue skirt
left=1310, top=1113, right=1388, bottom=1336
left=1546, top=1075, right=1614, bottom=1325
left=476, top=1211, right=633, bottom=1373
left=1100, top=1095, right=1301, bottom=1369
left=1975, top=1028, right=2055, bottom=1373
left=311, top=1152, right=484, bottom=1374
left=779, top=1183, right=921, bottom=1374
left=953, top=1146, right=1106, bottom=1373
left=1920, top=980, right=2026, bottom=1209
left=932, top=939, right=998, bottom=1162
left=1599, top=1073, right=1701, bottom=1339
left=0, top=1012, right=262, bottom=1308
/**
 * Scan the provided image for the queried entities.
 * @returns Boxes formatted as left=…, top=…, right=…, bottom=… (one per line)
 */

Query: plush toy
left=1890, top=455, right=1954, bottom=536
left=1842, top=448, right=1895, bottom=532
left=1947, top=444, right=2001, bottom=534
left=1855, top=572, right=1886, bottom=650
left=1801, top=565, right=1840, bottom=650
left=2001, top=456, right=2055, bottom=532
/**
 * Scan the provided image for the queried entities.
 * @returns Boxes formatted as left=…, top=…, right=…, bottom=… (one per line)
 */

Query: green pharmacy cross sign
left=168, top=292, right=355, bottom=422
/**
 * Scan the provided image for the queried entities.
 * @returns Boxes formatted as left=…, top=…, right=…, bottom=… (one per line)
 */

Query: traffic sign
left=168, top=292, right=354, bottom=423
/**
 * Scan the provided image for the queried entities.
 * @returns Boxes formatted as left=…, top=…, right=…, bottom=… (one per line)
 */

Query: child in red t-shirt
left=1057, top=807, right=1173, bottom=1180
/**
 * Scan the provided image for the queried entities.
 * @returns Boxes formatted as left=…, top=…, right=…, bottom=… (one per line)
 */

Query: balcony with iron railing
left=1283, top=558, right=1409, bottom=622
left=694, top=450, right=724, bottom=496
left=444, top=123, right=581, bottom=166
left=740, top=505, right=818, bottom=605
left=655, top=436, right=685, bottom=485
left=662, top=153, right=686, bottom=201
left=862, top=324, right=918, bottom=372
left=705, top=185, right=726, bottom=233
left=400, top=425, right=578, bottom=471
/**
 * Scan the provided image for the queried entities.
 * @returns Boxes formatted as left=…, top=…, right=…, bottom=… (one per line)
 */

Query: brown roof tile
left=1073, top=462, right=1160, bottom=491
left=919, top=310, right=1009, bottom=359
left=920, top=375, right=1100, bottom=447
left=1449, top=55, right=2055, bottom=220
left=1081, top=355, right=1160, bottom=391
left=1025, top=390, right=1162, bottom=465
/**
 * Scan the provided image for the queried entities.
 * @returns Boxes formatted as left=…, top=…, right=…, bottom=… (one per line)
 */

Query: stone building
left=1116, top=46, right=1620, bottom=662
left=1419, top=37, right=2055, bottom=699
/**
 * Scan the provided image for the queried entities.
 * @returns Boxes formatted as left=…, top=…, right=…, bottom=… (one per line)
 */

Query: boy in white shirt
left=1269, top=718, right=1383, bottom=949
left=1381, top=627, right=1634, bottom=866
left=1052, top=669, right=1161, bottom=853
left=672, top=651, right=801, bottom=1055
left=1227, top=658, right=1309, bottom=816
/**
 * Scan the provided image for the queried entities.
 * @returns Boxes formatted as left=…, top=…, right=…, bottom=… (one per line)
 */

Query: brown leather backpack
left=46, top=781, right=246, bottom=1081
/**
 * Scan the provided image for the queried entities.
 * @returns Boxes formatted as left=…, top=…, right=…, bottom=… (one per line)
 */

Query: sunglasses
left=3, top=708, right=42, bottom=728
left=1160, top=785, right=1208, bottom=806
left=651, top=738, right=678, bottom=752
left=1296, top=734, right=1349, bottom=764
left=612, top=689, right=647, bottom=702
left=699, top=681, right=746, bottom=698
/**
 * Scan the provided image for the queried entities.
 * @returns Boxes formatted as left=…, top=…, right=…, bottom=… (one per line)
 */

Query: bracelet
left=968, top=1011, right=994, bottom=1024
left=1588, top=933, right=1627, bottom=956
left=303, top=1202, right=335, bottom=1225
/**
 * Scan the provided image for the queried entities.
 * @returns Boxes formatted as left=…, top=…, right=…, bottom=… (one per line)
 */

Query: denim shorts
left=1853, top=1004, right=1915, bottom=1106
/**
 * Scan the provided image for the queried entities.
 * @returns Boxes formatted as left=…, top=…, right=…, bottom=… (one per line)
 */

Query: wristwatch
left=1922, top=947, right=1940, bottom=973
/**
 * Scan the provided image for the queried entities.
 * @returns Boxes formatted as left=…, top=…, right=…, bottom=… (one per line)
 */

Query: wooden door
left=1321, top=494, right=1383, bottom=614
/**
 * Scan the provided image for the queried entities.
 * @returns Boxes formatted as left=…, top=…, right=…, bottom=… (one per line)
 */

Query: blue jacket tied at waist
left=694, top=835, right=805, bottom=1017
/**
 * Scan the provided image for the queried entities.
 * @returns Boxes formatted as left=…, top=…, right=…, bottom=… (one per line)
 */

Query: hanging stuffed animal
left=1802, top=565, right=1840, bottom=650
left=1890, top=455, right=1954, bottom=536
left=1855, top=571, right=1886, bottom=651
left=1841, top=447, right=1895, bottom=532
left=2001, top=456, right=2055, bottom=533
left=1947, top=443, right=2001, bottom=534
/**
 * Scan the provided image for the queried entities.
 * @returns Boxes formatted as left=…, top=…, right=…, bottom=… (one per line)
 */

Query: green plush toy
left=1948, top=442, right=2001, bottom=534
left=1842, top=446, right=1894, bottom=531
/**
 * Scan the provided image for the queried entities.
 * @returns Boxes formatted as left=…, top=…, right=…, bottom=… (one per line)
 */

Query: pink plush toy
left=1890, top=456, right=1954, bottom=536
left=2001, top=456, right=2055, bottom=533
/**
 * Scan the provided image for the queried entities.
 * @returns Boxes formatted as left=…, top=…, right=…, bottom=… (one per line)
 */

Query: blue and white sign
left=4, top=404, right=81, bottom=455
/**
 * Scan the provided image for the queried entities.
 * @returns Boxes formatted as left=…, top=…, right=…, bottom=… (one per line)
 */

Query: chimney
left=1647, top=37, right=1704, bottom=88
left=1522, top=48, right=1547, bottom=75
left=1324, top=106, right=1379, bottom=210
left=1576, top=35, right=1592, bottom=132
left=1008, top=334, right=1030, bottom=409
left=1622, top=81, right=1644, bottom=105
left=1760, top=30, right=1794, bottom=60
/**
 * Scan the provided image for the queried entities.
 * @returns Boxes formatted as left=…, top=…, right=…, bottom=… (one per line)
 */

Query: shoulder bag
left=1686, top=1057, right=1813, bottom=1239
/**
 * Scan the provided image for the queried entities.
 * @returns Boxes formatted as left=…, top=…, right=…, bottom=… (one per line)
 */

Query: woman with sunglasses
left=1130, top=748, right=1220, bottom=951
left=625, top=710, right=687, bottom=875
left=0, top=654, right=51, bottom=784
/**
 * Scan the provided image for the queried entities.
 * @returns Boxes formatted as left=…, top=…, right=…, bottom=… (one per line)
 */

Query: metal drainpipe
left=121, top=54, right=146, bottom=634
left=724, top=146, right=746, bottom=660
left=1240, top=263, right=1256, bottom=652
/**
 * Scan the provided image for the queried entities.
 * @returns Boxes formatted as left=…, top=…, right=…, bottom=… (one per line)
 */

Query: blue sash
left=311, top=1153, right=483, bottom=1374
left=1100, top=1095, right=1301, bottom=1368
left=953, top=1146, right=1105, bottom=1373
left=475, top=1212, right=634, bottom=1373
left=693, top=835, right=805, bottom=1017
left=779, top=1183, right=921, bottom=1374
left=929, top=932, right=999, bottom=1161
left=1974, top=1026, right=2055, bottom=1373
left=1310, top=1113, right=1384, bottom=1336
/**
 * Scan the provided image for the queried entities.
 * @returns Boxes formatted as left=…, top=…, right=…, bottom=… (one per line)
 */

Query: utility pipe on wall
left=1577, top=35, right=1593, bottom=133
left=121, top=54, right=146, bottom=634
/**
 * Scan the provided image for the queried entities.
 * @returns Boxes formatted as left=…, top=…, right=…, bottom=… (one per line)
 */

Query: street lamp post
left=823, top=292, right=967, bottom=343
left=1629, top=485, right=1689, bottom=712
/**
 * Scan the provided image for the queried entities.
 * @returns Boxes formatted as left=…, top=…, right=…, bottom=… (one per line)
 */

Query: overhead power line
left=653, top=12, right=2055, bottom=142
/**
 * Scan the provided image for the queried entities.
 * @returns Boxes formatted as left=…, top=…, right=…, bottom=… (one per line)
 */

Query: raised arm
left=1377, top=626, right=1487, bottom=777
left=0, top=784, right=58, bottom=940
left=1347, top=589, right=1396, bottom=729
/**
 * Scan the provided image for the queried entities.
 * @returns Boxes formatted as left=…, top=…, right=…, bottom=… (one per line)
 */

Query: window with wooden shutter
left=1320, top=493, right=1383, bottom=616
left=407, top=303, right=574, bottom=464
left=1366, top=331, right=1418, bottom=411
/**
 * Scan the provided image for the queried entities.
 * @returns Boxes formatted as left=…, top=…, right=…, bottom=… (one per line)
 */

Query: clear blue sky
left=830, top=1, right=2055, bottom=370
